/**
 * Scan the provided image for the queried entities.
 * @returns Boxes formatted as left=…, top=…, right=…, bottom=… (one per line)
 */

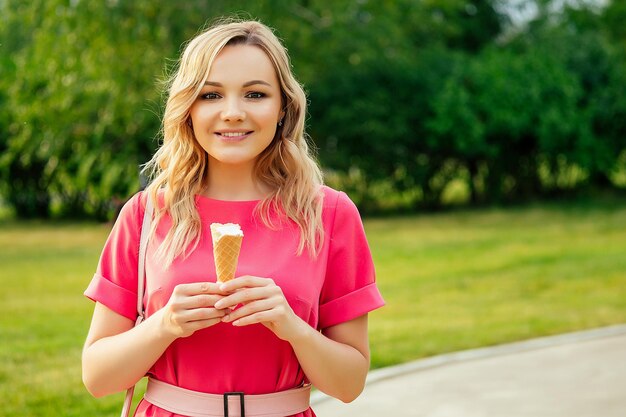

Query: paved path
left=311, top=325, right=626, bottom=417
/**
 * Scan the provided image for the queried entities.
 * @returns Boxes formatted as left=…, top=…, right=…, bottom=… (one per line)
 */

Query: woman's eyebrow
left=204, top=80, right=272, bottom=87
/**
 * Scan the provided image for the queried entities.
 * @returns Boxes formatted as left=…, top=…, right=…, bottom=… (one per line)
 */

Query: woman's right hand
left=158, top=282, right=230, bottom=339
left=83, top=282, right=229, bottom=397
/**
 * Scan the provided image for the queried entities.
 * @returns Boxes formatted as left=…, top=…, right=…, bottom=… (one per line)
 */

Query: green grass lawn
left=1, top=201, right=625, bottom=416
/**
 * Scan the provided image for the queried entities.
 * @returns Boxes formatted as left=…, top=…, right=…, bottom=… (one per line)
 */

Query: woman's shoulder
left=320, top=185, right=361, bottom=218
left=114, top=188, right=164, bottom=222
left=320, top=185, right=345, bottom=204
left=111, top=191, right=144, bottom=224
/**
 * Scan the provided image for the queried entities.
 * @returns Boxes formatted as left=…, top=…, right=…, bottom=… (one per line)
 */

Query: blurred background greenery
left=2, top=1, right=626, bottom=415
left=1, top=0, right=624, bottom=220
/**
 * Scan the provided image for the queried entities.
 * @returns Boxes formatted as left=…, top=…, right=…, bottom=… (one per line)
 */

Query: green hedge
left=1, top=0, right=624, bottom=218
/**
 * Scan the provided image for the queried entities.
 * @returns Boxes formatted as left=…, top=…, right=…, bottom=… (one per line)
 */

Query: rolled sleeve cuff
left=318, top=283, right=385, bottom=330
left=84, top=273, right=138, bottom=321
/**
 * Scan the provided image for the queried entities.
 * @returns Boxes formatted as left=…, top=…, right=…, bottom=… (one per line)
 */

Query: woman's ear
left=278, top=111, right=286, bottom=127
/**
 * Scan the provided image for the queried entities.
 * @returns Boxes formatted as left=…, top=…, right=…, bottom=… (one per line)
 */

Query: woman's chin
left=207, top=153, right=260, bottom=168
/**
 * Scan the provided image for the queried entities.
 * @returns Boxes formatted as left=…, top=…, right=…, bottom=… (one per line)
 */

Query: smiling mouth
left=216, top=131, right=253, bottom=138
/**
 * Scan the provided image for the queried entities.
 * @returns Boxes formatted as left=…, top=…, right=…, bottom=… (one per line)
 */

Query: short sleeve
left=84, top=192, right=144, bottom=320
left=318, top=191, right=385, bottom=329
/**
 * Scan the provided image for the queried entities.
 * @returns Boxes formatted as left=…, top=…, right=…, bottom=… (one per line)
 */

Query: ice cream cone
left=210, top=223, right=243, bottom=283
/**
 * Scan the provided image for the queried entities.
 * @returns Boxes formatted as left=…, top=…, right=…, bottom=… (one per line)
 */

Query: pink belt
left=144, top=377, right=311, bottom=417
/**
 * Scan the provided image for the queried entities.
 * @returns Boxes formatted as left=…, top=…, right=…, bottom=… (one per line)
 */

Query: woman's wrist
left=285, top=314, right=316, bottom=347
left=145, top=308, right=179, bottom=345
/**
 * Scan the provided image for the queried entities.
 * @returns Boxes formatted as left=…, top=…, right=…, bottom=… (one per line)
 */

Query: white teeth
left=220, top=132, right=249, bottom=137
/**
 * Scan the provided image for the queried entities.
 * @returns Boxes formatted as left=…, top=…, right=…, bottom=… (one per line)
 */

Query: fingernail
left=219, top=284, right=227, bottom=291
left=222, top=315, right=230, bottom=322
left=214, top=302, right=223, bottom=309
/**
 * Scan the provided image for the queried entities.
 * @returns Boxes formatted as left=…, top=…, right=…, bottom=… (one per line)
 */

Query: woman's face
left=189, top=44, right=284, bottom=169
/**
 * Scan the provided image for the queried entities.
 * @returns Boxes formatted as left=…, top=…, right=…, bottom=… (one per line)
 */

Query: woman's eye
left=201, top=92, right=221, bottom=100
left=246, top=92, right=266, bottom=99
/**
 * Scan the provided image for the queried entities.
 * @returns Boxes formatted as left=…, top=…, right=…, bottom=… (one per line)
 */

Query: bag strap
left=120, top=194, right=154, bottom=417
left=136, top=195, right=153, bottom=323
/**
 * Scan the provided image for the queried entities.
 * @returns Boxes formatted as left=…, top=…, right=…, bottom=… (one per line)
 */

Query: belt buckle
left=223, top=391, right=245, bottom=417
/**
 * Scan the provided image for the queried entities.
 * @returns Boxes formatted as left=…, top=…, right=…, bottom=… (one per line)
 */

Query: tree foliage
left=0, top=0, right=624, bottom=217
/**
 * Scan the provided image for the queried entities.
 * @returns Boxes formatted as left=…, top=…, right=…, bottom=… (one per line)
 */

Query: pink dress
left=85, top=185, right=385, bottom=417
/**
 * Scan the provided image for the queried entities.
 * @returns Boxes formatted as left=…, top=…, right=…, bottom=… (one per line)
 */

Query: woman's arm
left=292, top=315, right=370, bottom=402
left=82, top=303, right=174, bottom=397
left=216, top=276, right=370, bottom=402
left=82, top=282, right=228, bottom=397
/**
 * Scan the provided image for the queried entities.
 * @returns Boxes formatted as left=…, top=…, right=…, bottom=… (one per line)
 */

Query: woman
left=83, top=19, right=384, bottom=417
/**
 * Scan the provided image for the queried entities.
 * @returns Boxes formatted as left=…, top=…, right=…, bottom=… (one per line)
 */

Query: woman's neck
left=202, top=161, right=271, bottom=201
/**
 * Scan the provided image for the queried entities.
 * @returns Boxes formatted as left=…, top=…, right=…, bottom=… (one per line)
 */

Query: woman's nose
left=221, top=98, right=246, bottom=122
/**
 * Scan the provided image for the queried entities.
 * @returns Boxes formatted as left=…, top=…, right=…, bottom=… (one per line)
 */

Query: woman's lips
left=214, top=131, right=253, bottom=142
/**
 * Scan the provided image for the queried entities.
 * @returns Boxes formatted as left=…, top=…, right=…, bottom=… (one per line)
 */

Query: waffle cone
left=210, top=223, right=243, bottom=283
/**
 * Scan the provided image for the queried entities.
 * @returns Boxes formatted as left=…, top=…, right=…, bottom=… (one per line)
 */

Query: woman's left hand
left=214, top=275, right=306, bottom=342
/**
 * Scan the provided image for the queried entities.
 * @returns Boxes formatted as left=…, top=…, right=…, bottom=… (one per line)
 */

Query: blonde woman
left=82, top=20, right=384, bottom=417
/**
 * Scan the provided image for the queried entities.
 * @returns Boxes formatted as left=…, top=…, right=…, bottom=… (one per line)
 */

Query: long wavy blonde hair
left=143, top=19, right=324, bottom=268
